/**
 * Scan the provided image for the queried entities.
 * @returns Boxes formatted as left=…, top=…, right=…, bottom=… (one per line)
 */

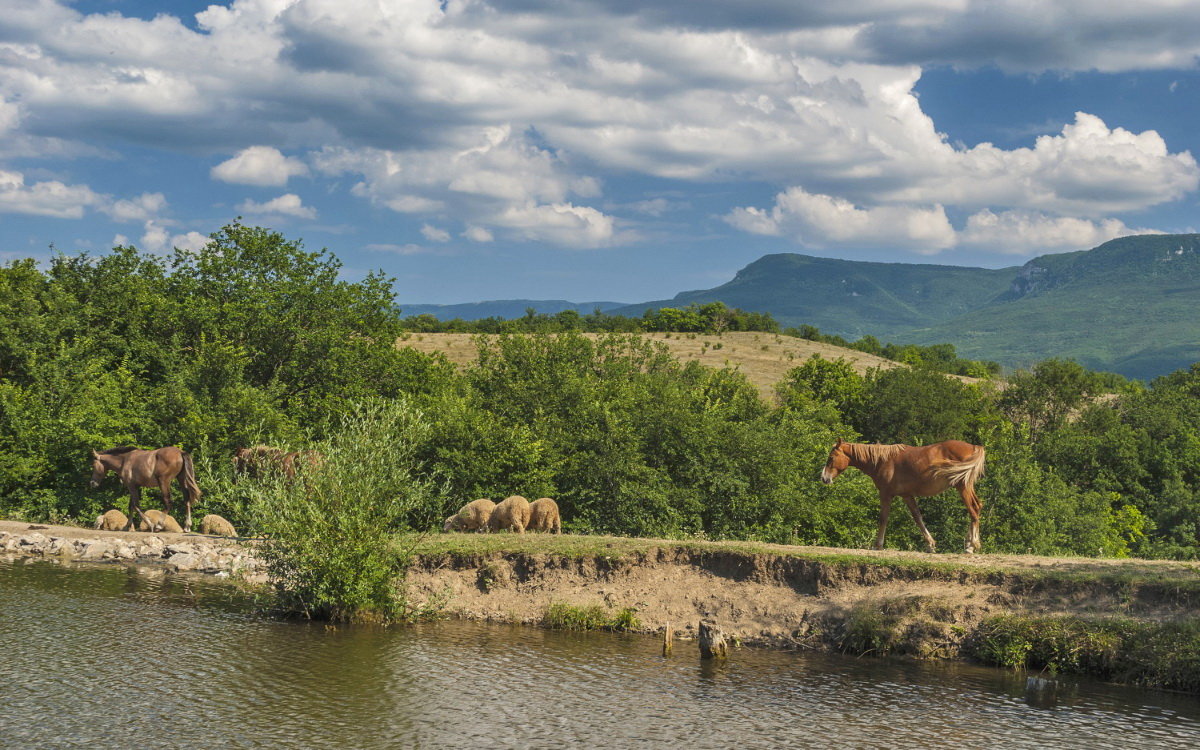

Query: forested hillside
left=901, top=234, right=1200, bottom=378
left=3, top=224, right=1199, bottom=559
left=610, top=253, right=1017, bottom=339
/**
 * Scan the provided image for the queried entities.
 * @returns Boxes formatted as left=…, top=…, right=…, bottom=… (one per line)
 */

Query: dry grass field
left=396, top=331, right=908, bottom=402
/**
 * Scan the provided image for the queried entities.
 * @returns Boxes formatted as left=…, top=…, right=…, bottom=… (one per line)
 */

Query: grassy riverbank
left=407, top=533, right=1200, bottom=692
left=6, top=518, right=1199, bottom=692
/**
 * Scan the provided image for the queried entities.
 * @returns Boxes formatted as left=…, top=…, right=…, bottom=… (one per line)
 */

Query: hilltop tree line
left=0, top=223, right=1196, bottom=559
left=402, top=301, right=778, bottom=336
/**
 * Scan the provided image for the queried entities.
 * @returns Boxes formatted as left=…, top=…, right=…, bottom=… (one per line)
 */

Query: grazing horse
left=231, top=445, right=321, bottom=481
left=90, top=446, right=202, bottom=532
left=820, top=439, right=986, bottom=553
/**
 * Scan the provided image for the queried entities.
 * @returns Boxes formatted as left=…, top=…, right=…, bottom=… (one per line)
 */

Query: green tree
left=847, top=366, right=996, bottom=445
left=1000, top=358, right=1108, bottom=437
left=165, top=222, right=409, bottom=421
left=776, top=355, right=865, bottom=416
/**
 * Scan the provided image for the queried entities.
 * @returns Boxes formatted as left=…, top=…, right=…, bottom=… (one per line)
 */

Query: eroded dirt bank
left=405, top=544, right=1200, bottom=657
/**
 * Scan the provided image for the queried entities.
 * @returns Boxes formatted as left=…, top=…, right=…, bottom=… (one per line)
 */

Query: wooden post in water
left=698, top=620, right=728, bottom=659
left=662, top=622, right=673, bottom=656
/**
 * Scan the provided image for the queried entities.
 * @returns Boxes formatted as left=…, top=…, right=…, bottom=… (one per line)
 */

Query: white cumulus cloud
left=884, top=112, right=1199, bottom=216
left=315, top=126, right=616, bottom=247
left=491, top=202, right=617, bottom=249
left=237, top=193, right=317, bottom=219
left=463, top=226, right=494, bottom=242
left=421, top=224, right=450, bottom=242
left=138, top=220, right=208, bottom=252
left=212, top=147, right=309, bottom=187
left=0, top=169, right=103, bottom=218
left=103, top=192, right=167, bottom=223
left=2, top=0, right=1199, bottom=259
left=958, top=210, right=1159, bottom=254
left=727, top=188, right=956, bottom=253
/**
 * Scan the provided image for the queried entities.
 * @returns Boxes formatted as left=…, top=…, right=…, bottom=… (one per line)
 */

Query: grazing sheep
left=443, top=498, right=497, bottom=532
left=138, top=509, right=183, bottom=534
left=94, top=509, right=131, bottom=531
left=199, top=514, right=237, bottom=537
left=528, top=497, right=562, bottom=534
left=487, top=495, right=532, bottom=533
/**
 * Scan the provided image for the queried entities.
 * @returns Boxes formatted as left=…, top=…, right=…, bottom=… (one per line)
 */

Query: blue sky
left=2, top=1, right=1199, bottom=305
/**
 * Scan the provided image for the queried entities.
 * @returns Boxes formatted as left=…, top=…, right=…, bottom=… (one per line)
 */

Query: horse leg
left=902, top=497, right=937, bottom=553
left=160, top=477, right=173, bottom=518
left=182, top=485, right=192, bottom=533
left=960, top=486, right=982, bottom=554
left=128, top=486, right=142, bottom=531
left=873, top=494, right=893, bottom=550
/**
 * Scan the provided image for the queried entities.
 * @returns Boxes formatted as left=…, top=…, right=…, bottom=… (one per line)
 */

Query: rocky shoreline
left=0, top=523, right=266, bottom=584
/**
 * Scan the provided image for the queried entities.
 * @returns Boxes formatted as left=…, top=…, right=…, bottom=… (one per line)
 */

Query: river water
left=2, top=557, right=1198, bottom=749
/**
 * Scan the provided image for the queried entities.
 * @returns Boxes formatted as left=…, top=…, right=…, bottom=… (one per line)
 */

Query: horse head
left=820, top=439, right=849, bottom=484
left=88, top=450, right=108, bottom=488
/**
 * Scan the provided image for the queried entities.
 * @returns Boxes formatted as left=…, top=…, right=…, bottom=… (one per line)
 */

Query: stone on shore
left=1, top=525, right=262, bottom=582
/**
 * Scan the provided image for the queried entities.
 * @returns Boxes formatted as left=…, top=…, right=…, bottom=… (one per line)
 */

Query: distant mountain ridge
left=607, top=254, right=1016, bottom=339
left=900, top=234, right=1200, bottom=378
left=400, top=234, right=1200, bottom=379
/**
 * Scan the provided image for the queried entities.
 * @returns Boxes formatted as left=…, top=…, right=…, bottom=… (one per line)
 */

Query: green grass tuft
left=543, top=602, right=641, bottom=632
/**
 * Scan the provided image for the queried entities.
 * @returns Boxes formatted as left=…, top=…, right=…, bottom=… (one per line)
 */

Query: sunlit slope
left=397, top=331, right=908, bottom=401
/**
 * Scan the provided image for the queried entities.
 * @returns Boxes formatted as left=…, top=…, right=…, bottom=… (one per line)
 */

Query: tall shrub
left=251, top=399, right=439, bottom=622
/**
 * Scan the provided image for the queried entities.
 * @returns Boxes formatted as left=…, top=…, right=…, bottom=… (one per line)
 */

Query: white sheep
left=487, top=495, right=532, bottom=533
left=199, top=514, right=237, bottom=537
left=444, top=498, right=497, bottom=532
left=138, top=509, right=183, bottom=534
left=528, top=497, right=561, bottom=534
left=94, top=509, right=131, bottom=531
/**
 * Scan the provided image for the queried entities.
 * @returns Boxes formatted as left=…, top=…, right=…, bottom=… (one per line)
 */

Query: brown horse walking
left=820, top=439, right=986, bottom=553
left=232, top=445, right=322, bottom=481
left=90, top=446, right=202, bottom=531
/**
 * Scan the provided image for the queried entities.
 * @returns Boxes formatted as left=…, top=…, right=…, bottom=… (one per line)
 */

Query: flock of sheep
left=444, top=496, right=561, bottom=534
left=94, top=508, right=237, bottom=537
left=91, top=489, right=558, bottom=539
left=92, top=495, right=558, bottom=539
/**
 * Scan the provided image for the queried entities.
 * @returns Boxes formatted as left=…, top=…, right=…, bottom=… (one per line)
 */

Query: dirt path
left=0, top=518, right=199, bottom=543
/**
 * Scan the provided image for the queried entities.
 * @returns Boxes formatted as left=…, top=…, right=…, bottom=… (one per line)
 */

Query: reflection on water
left=2, top=556, right=1199, bottom=749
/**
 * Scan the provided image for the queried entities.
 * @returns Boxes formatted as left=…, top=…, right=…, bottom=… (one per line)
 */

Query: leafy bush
left=251, top=399, right=440, bottom=622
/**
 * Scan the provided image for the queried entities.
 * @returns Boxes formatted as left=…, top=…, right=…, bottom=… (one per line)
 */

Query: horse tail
left=935, top=445, right=986, bottom=489
left=181, top=451, right=202, bottom=504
